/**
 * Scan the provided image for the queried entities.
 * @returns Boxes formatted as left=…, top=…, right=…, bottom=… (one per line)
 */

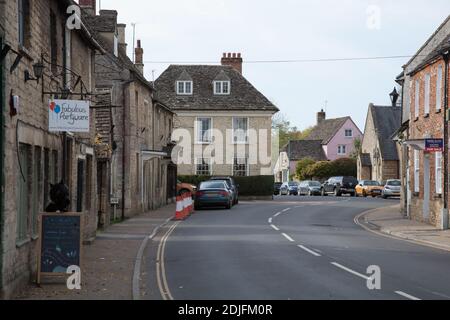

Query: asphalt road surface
left=144, top=196, right=450, bottom=300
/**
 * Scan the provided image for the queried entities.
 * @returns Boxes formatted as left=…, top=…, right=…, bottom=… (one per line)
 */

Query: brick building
left=81, top=2, right=176, bottom=220
left=396, top=15, right=450, bottom=228
left=0, top=0, right=103, bottom=298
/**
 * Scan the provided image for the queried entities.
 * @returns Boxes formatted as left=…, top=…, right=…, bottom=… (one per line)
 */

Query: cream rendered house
left=155, top=53, right=279, bottom=176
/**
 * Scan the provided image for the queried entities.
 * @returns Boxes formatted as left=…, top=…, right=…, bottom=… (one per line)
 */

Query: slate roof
left=410, top=33, right=450, bottom=75
left=304, top=117, right=350, bottom=144
left=282, top=140, right=327, bottom=162
left=370, top=105, right=402, bottom=161
left=360, top=153, right=372, bottom=167
left=154, top=65, right=278, bottom=112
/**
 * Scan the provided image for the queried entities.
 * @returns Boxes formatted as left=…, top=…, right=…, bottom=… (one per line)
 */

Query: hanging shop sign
left=49, top=99, right=90, bottom=133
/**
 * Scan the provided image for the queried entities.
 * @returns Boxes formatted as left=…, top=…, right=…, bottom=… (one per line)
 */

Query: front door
left=423, top=154, right=430, bottom=221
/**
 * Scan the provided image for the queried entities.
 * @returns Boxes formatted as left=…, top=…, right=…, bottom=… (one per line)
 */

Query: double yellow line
left=156, top=221, right=180, bottom=300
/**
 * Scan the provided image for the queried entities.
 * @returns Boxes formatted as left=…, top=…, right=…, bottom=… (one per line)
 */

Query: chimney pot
left=221, top=51, right=244, bottom=74
left=317, top=109, right=326, bottom=125
left=135, top=39, right=144, bottom=74
left=79, top=0, right=96, bottom=16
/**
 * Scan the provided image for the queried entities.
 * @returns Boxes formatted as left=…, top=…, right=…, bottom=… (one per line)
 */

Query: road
left=143, top=196, right=450, bottom=300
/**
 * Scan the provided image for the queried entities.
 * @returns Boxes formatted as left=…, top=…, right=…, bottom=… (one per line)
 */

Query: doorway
left=423, top=154, right=430, bottom=221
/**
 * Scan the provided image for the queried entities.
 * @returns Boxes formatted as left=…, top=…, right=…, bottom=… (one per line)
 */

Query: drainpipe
left=443, top=51, right=449, bottom=230
left=121, top=80, right=134, bottom=221
left=0, top=35, right=5, bottom=294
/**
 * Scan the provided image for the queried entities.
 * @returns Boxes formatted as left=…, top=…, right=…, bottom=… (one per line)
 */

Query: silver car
left=382, top=180, right=401, bottom=199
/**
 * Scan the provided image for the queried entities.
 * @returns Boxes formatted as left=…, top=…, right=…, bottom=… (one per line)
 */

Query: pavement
left=357, top=204, right=450, bottom=252
left=14, top=204, right=175, bottom=300
left=143, top=196, right=450, bottom=300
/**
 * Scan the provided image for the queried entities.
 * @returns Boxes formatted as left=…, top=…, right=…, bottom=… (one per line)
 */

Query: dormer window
left=214, top=81, right=230, bottom=95
left=177, top=81, right=193, bottom=95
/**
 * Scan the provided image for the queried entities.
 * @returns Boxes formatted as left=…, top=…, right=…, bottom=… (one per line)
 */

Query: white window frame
left=414, top=79, right=420, bottom=119
left=437, top=65, right=443, bottom=111
left=424, top=73, right=430, bottom=116
left=195, top=117, right=213, bottom=144
left=337, top=145, right=347, bottom=155
left=414, top=150, right=420, bottom=193
left=344, top=129, right=353, bottom=138
left=176, top=81, right=193, bottom=95
left=195, top=158, right=212, bottom=176
left=436, top=152, right=443, bottom=195
left=232, top=157, right=249, bottom=177
left=214, top=81, right=231, bottom=95
left=232, top=117, right=249, bottom=144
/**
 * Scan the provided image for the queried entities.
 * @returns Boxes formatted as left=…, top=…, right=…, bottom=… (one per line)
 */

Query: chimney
left=79, top=0, right=96, bottom=16
left=221, top=52, right=243, bottom=74
left=135, top=39, right=144, bottom=74
left=116, top=24, right=127, bottom=54
left=317, top=109, right=326, bottom=125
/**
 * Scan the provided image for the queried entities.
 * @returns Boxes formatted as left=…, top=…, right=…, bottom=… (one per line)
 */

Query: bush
left=304, top=161, right=334, bottom=180
left=303, top=158, right=357, bottom=181
left=331, top=158, right=357, bottom=177
left=178, top=175, right=275, bottom=196
left=295, top=158, right=316, bottom=180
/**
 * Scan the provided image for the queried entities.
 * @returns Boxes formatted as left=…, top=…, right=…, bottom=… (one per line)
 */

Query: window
left=437, top=65, right=443, bottom=111
left=17, top=144, right=30, bottom=244
left=196, top=117, right=212, bottom=143
left=436, top=152, right=443, bottom=195
left=233, top=158, right=249, bottom=177
left=345, top=129, right=353, bottom=138
left=196, top=158, right=211, bottom=176
left=424, top=73, right=430, bottom=116
left=233, top=117, right=248, bottom=143
left=18, top=0, right=30, bottom=47
left=414, top=79, right=420, bottom=118
left=177, top=81, right=193, bottom=95
left=338, top=145, right=347, bottom=155
left=414, top=150, right=420, bottom=193
left=214, top=81, right=231, bottom=95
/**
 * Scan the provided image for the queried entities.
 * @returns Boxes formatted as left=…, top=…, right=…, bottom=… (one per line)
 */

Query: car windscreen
left=288, top=182, right=298, bottom=186
left=364, top=181, right=380, bottom=186
left=200, top=182, right=226, bottom=189
left=343, top=177, right=358, bottom=184
left=308, top=182, right=321, bottom=187
left=387, top=180, right=401, bottom=186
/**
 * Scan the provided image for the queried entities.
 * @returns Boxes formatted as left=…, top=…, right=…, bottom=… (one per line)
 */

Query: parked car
left=280, top=182, right=299, bottom=196
left=355, top=180, right=383, bottom=197
left=321, top=176, right=358, bottom=197
left=382, top=179, right=401, bottom=199
left=274, top=182, right=283, bottom=195
left=195, top=180, right=233, bottom=209
left=177, top=180, right=197, bottom=197
left=298, top=181, right=322, bottom=196
left=210, top=176, right=239, bottom=205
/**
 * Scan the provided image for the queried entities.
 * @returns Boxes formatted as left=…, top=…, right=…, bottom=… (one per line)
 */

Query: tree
left=272, top=113, right=314, bottom=148
left=349, top=138, right=362, bottom=160
left=305, top=161, right=334, bottom=180
left=304, top=158, right=357, bottom=180
left=296, top=158, right=316, bottom=180
left=332, top=158, right=357, bottom=177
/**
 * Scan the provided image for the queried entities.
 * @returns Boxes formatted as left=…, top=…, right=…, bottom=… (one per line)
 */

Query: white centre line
left=268, top=218, right=273, bottom=224
left=298, top=245, right=321, bottom=257
left=395, top=291, right=421, bottom=301
left=274, top=212, right=282, bottom=217
left=271, top=224, right=280, bottom=231
left=282, top=208, right=291, bottom=213
left=282, top=233, right=295, bottom=242
left=331, top=262, right=370, bottom=280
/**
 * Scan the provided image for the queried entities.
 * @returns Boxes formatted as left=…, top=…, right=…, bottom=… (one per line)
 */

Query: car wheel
left=363, top=191, right=367, bottom=198
left=321, top=189, right=327, bottom=197
left=334, top=188, right=340, bottom=197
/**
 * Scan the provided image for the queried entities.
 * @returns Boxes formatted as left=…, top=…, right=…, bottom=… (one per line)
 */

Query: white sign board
left=49, top=100, right=90, bottom=133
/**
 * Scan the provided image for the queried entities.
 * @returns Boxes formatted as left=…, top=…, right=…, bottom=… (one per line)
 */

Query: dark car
left=274, top=182, right=283, bottom=195
left=281, top=181, right=299, bottom=196
left=210, top=176, right=239, bottom=205
left=298, top=181, right=322, bottom=196
left=195, top=181, right=233, bottom=210
left=321, top=176, right=358, bottom=197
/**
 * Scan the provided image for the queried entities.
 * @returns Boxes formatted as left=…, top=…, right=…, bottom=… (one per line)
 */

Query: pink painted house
left=306, top=110, right=363, bottom=161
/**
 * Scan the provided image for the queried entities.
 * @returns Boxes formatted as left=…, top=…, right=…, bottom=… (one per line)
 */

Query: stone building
left=0, top=0, right=103, bottom=298
left=81, top=2, right=176, bottom=220
left=396, top=15, right=450, bottom=228
left=155, top=54, right=278, bottom=177
left=357, top=104, right=402, bottom=182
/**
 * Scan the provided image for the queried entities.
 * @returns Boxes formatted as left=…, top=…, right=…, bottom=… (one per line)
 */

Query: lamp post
left=390, top=87, right=399, bottom=107
left=24, top=61, right=44, bottom=83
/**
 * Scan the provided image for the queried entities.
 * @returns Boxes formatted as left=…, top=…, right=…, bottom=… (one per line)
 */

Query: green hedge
left=178, top=175, right=275, bottom=196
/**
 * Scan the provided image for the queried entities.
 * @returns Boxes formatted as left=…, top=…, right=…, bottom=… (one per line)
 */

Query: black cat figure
left=45, top=181, right=71, bottom=213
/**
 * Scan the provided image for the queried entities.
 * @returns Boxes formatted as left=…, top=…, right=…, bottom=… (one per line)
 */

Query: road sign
left=425, top=139, right=444, bottom=152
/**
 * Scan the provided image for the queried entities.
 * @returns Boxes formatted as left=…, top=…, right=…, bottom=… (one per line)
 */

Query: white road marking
left=282, top=233, right=295, bottom=242
left=298, top=245, right=321, bottom=257
left=331, top=262, right=370, bottom=280
left=395, top=291, right=421, bottom=301
left=282, top=208, right=291, bottom=213
left=271, top=224, right=280, bottom=231
left=274, top=212, right=282, bottom=217
left=268, top=218, right=273, bottom=224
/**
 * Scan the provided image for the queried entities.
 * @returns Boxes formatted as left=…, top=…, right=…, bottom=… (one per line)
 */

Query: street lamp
left=25, top=61, right=45, bottom=83
left=390, top=87, right=399, bottom=107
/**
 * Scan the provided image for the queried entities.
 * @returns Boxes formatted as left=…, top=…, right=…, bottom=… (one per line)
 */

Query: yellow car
left=355, top=180, right=383, bottom=198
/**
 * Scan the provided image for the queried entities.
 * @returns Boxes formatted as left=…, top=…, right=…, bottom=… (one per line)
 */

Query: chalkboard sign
left=37, top=213, right=83, bottom=284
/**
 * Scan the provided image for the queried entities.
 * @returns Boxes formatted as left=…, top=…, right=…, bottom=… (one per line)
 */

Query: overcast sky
left=98, top=0, right=450, bottom=131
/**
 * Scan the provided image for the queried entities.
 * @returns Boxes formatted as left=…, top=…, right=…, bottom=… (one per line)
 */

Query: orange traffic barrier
left=173, top=195, right=185, bottom=221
